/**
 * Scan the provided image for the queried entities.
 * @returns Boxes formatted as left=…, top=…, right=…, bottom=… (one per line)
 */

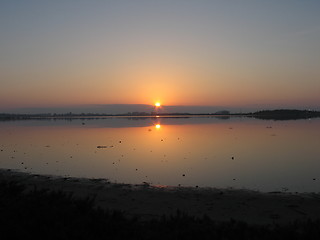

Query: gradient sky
left=1, top=0, right=320, bottom=112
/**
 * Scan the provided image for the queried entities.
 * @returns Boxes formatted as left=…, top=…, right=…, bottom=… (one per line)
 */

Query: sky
left=1, top=0, right=320, bottom=113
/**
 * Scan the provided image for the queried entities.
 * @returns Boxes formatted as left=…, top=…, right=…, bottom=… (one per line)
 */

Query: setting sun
left=155, top=124, right=161, bottom=129
left=155, top=102, right=161, bottom=107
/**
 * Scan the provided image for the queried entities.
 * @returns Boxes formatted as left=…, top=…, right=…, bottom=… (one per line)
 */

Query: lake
left=1, top=116, right=319, bottom=192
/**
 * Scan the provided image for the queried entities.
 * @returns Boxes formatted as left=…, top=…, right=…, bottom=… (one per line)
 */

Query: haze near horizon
left=1, top=1, right=320, bottom=112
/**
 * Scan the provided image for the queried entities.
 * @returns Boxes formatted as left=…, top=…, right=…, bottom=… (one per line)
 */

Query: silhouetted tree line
left=0, top=113, right=53, bottom=120
left=250, top=109, right=320, bottom=120
left=1, top=109, right=319, bottom=121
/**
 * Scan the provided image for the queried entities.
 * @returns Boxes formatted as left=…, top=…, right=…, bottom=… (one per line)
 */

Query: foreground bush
left=0, top=180, right=320, bottom=240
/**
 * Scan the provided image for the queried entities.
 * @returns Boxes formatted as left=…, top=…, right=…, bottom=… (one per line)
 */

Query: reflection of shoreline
left=0, top=114, right=233, bottom=120
left=1, top=110, right=320, bottom=128
left=1, top=114, right=320, bottom=128
left=0, top=115, right=242, bottom=128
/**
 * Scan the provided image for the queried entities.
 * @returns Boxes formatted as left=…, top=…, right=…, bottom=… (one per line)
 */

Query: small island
left=249, top=109, right=320, bottom=120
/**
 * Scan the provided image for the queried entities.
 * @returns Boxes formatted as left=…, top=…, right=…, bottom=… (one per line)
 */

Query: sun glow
left=155, top=124, right=161, bottom=129
left=155, top=102, right=161, bottom=107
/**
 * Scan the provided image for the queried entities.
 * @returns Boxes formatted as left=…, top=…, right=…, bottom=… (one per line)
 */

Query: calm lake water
left=1, top=116, right=320, bottom=192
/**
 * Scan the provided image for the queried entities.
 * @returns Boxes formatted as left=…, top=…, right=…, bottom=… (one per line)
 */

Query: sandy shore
left=1, top=169, right=320, bottom=225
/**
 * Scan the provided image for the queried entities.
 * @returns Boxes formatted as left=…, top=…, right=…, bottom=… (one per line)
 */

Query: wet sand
left=1, top=169, right=320, bottom=225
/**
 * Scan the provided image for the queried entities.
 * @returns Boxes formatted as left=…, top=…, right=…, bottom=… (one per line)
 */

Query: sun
left=155, top=124, right=161, bottom=129
left=155, top=102, right=161, bottom=107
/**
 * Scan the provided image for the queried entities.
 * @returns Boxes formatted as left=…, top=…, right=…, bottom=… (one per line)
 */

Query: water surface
left=1, top=116, right=319, bottom=192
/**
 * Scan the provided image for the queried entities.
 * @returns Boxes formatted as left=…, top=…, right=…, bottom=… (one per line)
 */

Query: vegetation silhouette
left=1, top=109, right=320, bottom=121
left=1, top=179, right=320, bottom=239
left=250, top=109, right=320, bottom=120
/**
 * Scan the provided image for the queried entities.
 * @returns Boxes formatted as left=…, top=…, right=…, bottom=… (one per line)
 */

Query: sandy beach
left=1, top=169, right=320, bottom=225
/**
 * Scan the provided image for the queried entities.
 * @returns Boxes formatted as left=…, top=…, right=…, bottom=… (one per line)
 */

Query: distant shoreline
left=1, top=109, right=320, bottom=121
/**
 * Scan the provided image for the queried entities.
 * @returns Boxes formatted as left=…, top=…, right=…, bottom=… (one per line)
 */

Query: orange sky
left=1, top=1, right=320, bottom=111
